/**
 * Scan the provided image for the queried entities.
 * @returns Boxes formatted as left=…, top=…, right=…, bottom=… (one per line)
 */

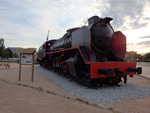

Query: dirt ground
left=0, top=63, right=150, bottom=113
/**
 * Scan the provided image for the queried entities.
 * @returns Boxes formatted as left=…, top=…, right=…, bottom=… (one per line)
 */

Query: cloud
left=137, top=35, right=150, bottom=39
left=94, top=0, right=150, bottom=31
left=127, top=43, right=134, bottom=45
left=137, top=40, right=150, bottom=46
left=1, top=1, right=83, bottom=48
left=1, top=0, right=94, bottom=48
left=0, top=0, right=150, bottom=54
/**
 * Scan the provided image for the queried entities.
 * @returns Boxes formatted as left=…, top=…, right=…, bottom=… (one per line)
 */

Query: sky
left=0, top=0, right=150, bottom=54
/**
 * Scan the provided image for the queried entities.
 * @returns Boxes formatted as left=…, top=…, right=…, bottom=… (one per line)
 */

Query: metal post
left=31, top=53, right=34, bottom=82
left=19, top=53, right=21, bottom=81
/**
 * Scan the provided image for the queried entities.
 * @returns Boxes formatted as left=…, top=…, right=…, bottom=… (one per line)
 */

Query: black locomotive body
left=37, top=16, right=142, bottom=87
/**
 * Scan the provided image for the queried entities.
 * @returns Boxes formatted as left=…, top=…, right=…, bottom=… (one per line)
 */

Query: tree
left=0, top=38, right=4, bottom=47
left=0, top=38, right=13, bottom=59
left=1, top=50, right=9, bottom=59
left=1, top=48, right=13, bottom=59
left=14, top=53, right=19, bottom=58
left=136, top=54, right=143, bottom=61
left=6, top=48, right=13, bottom=58
left=143, top=52, right=150, bottom=61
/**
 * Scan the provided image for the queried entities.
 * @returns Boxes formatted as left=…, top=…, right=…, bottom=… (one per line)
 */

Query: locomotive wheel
left=43, top=60, right=48, bottom=68
left=39, top=61, right=43, bottom=66
left=61, top=63, right=68, bottom=75
left=52, top=62, right=56, bottom=72
left=74, top=52, right=87, bottom=77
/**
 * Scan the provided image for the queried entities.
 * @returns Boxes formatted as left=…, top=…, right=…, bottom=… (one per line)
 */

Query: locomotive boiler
left=37, top=16, right=142, bottom=87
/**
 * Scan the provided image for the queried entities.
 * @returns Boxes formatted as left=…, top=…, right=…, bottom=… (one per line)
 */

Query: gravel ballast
left=35, top=66, right=150, bottom=105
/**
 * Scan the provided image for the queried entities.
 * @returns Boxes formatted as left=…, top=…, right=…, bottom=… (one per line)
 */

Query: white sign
left=21, top=54, right=32, bottom=64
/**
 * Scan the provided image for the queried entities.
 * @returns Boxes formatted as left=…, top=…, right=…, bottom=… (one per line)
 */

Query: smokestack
left=88, top=16, right=100, bottom=25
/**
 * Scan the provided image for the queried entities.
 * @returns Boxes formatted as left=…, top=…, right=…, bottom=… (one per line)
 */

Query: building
left=126, top=51, right=137, bottom=61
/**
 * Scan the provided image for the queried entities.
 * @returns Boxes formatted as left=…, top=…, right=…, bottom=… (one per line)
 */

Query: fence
left=0, top=58, right=19, bottom=62
left=0, top=58, right=38, bottom=64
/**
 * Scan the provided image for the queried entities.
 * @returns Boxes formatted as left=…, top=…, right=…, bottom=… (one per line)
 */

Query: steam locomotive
left=37, top=16, right=142, bottom=87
